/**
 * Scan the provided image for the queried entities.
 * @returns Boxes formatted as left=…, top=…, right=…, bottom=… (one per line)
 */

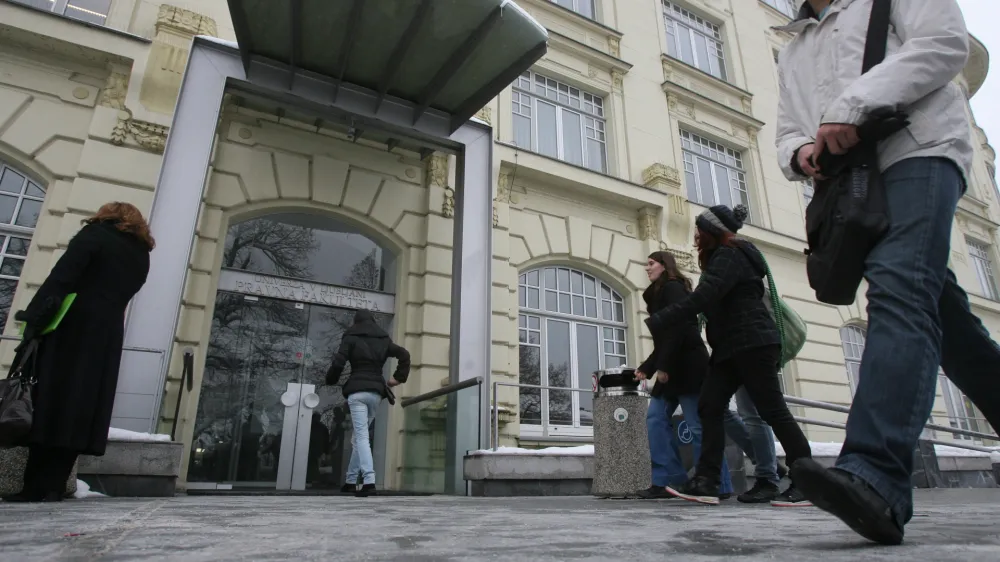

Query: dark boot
left=665, top=475, right=720, bottom=505
left=792, top=459, right=904, bottom=545
left=737, top=479, right=780, bottom=503
left=355, top=484, right=377, bottom=498
left=340, top=484, right=356, bottom=494
left=770, top=484, right=812, bottom=507
left=636, top=485, right=672, bottom=499
left=2, top=491, right=46, bottom=503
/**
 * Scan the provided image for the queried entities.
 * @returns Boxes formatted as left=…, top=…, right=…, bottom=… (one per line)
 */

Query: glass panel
left=400, top=381, right=480, bottom=493
left=0, top=278, right=17, bottom=327
left=583, top=275, right=596, bottom=297
left=519, top=315, right=526, bottom=329
left=14, top=198, right=41, bottom=228
left=601, top=285, right=611, bottom=300
left=527, top=269, right=539, bottom=287
left=545, top=290, right=559, bottom=312
left=557, top=268, right=570, bottom=291
left=602, top=301, right=612, bottom=321
left=0, top=257, right=24, bottom=277
left=697, top=158, right=716, bottom=206
left=513, top=114, right=532, bottom=149
left=26, top=182, right=45, bottom=198
left=519, top=286, right=526, bottom=307
left=544, top=268, right=557, bottom=289
left=528, top=287, right=540, bottom=309
left=576, top=325, right=599, bottom=427
left=585, top=298, right=597, bottom=318
left=678, top=26, right=695, bottom=66
left=686, top=170, right=699, bottom=202
left=572, top=295, right=584, bottom=316
left=187, top=296, right=308, bottom=485
left=714, top=164, right=733, bottom=208
left=665, top=21, right=677, bottom=58
left=6, top=237, right=28, bottom=257
left=614, top=303, right=624, bottom=322
left=528, top=331, right=540, bottom=344
left=65, top=0, right=111, bottom=25
left=0, top=168, right=25, bottom=194
left=546, top=320, right=573, bottom=426
left=694, top=33, right=711, bottom=74
left=605, top=355, right=624, bottom=368
left=520, top=330, right=527, bottom=344
left=571, top=271, right=583, bottom=294
left=529, top=316, right=540, bottom=330
left=536, top=101, right=558, bottom=158
left=0, top=195, right=16, bottom=224
left=558, top=293, right=571, bottom=314
left=561, top=110, right=584, bottom=166
left=556, top=0, right=574, bottom=11
left=586, top=138, right=607, bottom=173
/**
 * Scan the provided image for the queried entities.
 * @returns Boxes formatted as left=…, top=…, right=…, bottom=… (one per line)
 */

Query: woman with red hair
left=3, top=202, right=153, bottom=502
left=645, top=204, right=812, bottom=507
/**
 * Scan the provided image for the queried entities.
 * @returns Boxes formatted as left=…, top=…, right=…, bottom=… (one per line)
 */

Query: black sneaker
left=636, top=485, right=672, bottom=499
left=340, top=484, right=356, bottom=494
left=792, top=459, right=904, bottom=545
left=738, top=480, right=780, bottom=503
left=770, top=484, right=813, bottom=507
left=664, top=476, right=720, bottom=505
left=355, top=484, right=377, bottom=498
left=718, top=493, right=732, bottom=501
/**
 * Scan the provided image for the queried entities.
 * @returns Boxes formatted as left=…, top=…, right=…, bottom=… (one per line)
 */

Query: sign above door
left=218, top=269, right=395, bottom=313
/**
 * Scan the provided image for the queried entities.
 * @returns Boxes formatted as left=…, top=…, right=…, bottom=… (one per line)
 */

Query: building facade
left=0, top=0, right=995, bottom=492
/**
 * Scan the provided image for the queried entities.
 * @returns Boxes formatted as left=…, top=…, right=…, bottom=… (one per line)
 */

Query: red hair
left=85, top=202, right=155, bottom=250
left=696, top=227, right=736, bottom=270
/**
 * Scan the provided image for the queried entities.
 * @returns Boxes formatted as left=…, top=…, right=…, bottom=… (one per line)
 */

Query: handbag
left=0, top=339, right=40, bottom=448
left=803, top=0, right=907, bottom=305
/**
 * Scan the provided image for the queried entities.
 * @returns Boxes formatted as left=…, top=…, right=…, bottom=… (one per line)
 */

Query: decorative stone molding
left=741, top=96, right=753, bottom=114
left=641, top=163, right=682, bottom=192
left=496, top=169, right=513, bottom=203
left=608, top=36, right=621, bottom=58
left=98, top=71, right=129, bottom=110
left=659, top=245, right=697, bottom=272
left=667, top=94, right=694, bottom=118
left=638, top=208, right=659, bottom=242
left=443, top=188, right=456, bottom=218
left=428, top=153, right=449, bottom=188
left=156, top=5, right=219, bottom=37
left=661, top=59, right=673, bottom=82
left=611, top=70, right=624, bottom=93
left=475, top=106, right=492, bottom=125
left=111, top=109, right=169, bottom=153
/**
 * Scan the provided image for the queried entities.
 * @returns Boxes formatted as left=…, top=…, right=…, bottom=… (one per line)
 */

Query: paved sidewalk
left=1, top=489, right=998, bottom=561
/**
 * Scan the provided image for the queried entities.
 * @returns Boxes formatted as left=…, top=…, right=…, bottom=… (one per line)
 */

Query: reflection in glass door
left=188, top=292, right=394, bottom=490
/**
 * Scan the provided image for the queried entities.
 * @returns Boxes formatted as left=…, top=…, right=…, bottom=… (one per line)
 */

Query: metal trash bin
left=591, top=367, right=651, bottom=498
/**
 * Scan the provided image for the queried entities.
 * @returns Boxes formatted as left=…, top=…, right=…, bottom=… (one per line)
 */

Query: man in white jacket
left=776, top=0, right=999, bottom=546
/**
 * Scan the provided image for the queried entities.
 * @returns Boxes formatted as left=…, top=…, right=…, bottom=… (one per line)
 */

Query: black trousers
left=22, top=445, right=78, bottom=497
left=696, top=345, right=811, bottom=482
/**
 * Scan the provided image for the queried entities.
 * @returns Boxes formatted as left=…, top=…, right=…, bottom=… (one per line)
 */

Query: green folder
left=16, top=293, right=77, bottom=336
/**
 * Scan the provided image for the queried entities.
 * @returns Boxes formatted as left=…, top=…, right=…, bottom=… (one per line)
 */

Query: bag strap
left=862, top=0, right=891, bottom=75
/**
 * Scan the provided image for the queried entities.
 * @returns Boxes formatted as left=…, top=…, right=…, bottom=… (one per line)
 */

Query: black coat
left=646, top=240, right=779, bottom=363
left=638, top=279, right=709, bottom=398
left=325, top=310, right=410, bottom=398
left=17, top=221, right=150, bottom=456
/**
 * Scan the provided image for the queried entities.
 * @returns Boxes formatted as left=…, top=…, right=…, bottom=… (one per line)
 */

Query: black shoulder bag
left=804, top=0, right=910, bottom=305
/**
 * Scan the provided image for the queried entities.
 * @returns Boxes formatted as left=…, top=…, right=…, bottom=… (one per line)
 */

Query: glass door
left=188, top=295, right=309, bottom=487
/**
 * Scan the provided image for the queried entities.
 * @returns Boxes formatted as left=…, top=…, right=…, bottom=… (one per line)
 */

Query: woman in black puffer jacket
left=326, top=310, right=410, bottom=497
left=635, top=251, right=733, bottom=499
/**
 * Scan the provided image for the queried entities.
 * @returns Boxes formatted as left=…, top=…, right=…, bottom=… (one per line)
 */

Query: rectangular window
left=662, top=1, right=727, bottom=81
left=552, top=0, right=595, bottom=20
left=0, top=162, right=45, bottom=327
left=939, top=375, right=990, bottom=442
left=512, top=71, right=608, bottom=173
left=11, top=0, right=111, bottom=25
left=680, top=130, right=751, bottom=219
left=967, top=237, right=999, bottom=300
left=760, top=0, right=798, bottom=19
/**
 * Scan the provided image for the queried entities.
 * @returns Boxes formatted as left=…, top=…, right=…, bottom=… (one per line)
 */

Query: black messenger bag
left=803, top=0, right=909, bottom=306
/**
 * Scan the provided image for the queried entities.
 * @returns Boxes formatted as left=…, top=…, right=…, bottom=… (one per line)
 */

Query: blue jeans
left=345, top=391, right=381, bottom=486
left=723, top=386, right=780, bottom=484
left=837, top=157, right=968, bottom=528
left=647, top=393, right=733, bottom=494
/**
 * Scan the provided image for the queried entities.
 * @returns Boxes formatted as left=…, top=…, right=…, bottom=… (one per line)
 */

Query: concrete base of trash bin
left=0, top=446, right=77, bottom=497
left=592, top=393, right=650, bottom=498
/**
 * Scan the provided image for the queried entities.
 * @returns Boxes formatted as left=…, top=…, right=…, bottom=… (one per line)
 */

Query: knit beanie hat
left=695, top=204, right=749, bottom=237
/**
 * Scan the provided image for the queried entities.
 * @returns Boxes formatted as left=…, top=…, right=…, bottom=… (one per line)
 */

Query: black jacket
left=325, top=310, right=410, bottom=398
left=638, top=278, right=709, bottom=398
left=16, top=221, right=150, bottom=456
left=645, top=241, right=779, bottom=363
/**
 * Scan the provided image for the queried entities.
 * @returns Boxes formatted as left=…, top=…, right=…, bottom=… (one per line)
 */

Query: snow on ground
left=73, top=479, right=105, bottom=499
left=107, top=428, right=171, bottom=443
left=475, top=441, right=1000, bottom=459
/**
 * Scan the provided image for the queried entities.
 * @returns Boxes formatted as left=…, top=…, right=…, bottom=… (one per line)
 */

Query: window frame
left=12, top=0, right=112, bottom=25
left=550, top=0, right=596, bottom=20
left=759, top=0, right=798, bottom=19
left=680, top=130, right=752, bottom=220
left=511, top=71, right=609, bottom=174
left=839, top=324, right=866, bottom=396
left=966, top=237, right=999, bottom=301
left=662, top=1, right=728, bottom=81
left=0, top=160, right=46, bottom=327
left=518, top=266, right=627, bottom=438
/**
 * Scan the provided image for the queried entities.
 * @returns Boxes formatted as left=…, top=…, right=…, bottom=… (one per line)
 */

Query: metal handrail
left=0, top=334, right=163, bottom=354
left=785, top=395, right=998, bottom=442
left=400, top=376, right=483, bottom=408
left=487, top=381, right=997, bottom=452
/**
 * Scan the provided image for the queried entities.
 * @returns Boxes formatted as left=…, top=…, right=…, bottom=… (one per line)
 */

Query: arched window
left=0, top=161, right=45, bottom=326
left=839, top=325, right=866, bottom=396
left=518, top=266, right=627, bottom=435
